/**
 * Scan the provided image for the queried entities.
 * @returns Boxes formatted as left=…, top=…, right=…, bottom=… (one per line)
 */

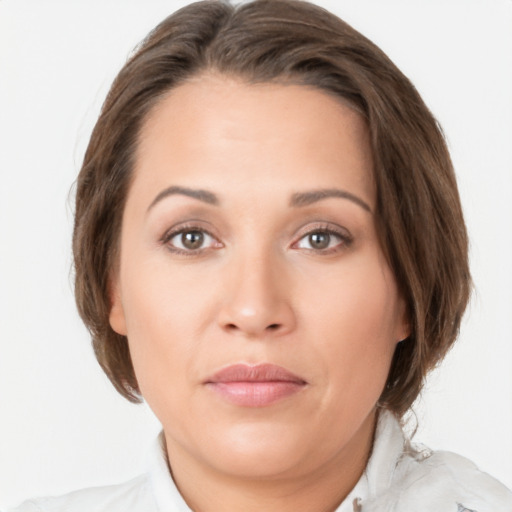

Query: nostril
left=267, top=324, right=280, bottom=330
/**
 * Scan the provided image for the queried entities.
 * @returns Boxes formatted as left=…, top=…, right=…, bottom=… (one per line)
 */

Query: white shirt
left=8, top=411, right=512, bottom=512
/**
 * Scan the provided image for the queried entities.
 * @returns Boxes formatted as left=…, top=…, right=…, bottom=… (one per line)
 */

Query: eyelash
left=160, top=223, right=353, bottom=256
left=160, top=223, right=221, bottom=256
left=292, top=224, right=353, bottom=254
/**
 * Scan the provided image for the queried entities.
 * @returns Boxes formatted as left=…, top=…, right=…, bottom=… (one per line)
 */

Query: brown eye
left=308, top=232, right=331, bottom=249
left=181, top=230, right=204, bottom=250
left=165, top=228, right=219, bottom=253
left=295, top=228, right=351, bottom=253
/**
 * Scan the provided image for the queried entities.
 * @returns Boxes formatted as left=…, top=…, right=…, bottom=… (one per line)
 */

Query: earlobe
left=396, top=297, right=411, bottom=344
left=108, top=277, right=127, bottom=336
left=397, top=328, right=410, bottom=345
left=397, top=312, right=410, bottom=344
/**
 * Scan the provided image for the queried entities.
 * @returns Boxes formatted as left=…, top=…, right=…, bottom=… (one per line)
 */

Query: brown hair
left=73, top=0, right=471, bottom=417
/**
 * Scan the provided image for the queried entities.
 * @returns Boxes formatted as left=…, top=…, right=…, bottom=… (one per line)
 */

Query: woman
left=5, top=0, right=512, bottom=510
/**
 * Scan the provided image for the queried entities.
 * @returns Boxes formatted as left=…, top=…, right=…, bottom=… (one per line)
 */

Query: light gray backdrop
left=1, top=0, right=511, bottom=507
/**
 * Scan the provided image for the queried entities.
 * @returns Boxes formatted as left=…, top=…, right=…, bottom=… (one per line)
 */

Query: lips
left=204, top=363, right=307, bottom=407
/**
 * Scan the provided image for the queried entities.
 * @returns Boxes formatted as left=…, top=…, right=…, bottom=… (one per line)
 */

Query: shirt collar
left=334, top=409, right=405, bottom=511
left=363, top=409, right=405, bottom=497
left=147, top=432, right=193, bottom=512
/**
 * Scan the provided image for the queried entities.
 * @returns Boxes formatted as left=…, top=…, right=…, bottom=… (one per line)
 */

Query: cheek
left=300, top=252, right=400, bottom=397
left=118, top=263, right=185, bottom=394
left=118, top=257, right=219, bottom=404
left=302, top=250, right=400, bottom=339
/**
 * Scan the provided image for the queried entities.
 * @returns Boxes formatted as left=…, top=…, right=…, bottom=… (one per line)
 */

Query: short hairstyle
left=73, top=0, right=471, bottom=417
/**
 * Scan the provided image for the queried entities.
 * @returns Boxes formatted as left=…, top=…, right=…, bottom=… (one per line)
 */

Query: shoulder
left=6, top=474, right=157, bottom=512
left=362, top=411, right=512, bottom=512
left=391, top=445, right=512, bottom=511
left=6, top=432, right=189, bottom=512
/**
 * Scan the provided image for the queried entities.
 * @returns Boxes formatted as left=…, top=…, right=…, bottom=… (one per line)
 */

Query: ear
left=395, top=295, right=411, bottom=343
left=108, top=274, right=127, bottom=336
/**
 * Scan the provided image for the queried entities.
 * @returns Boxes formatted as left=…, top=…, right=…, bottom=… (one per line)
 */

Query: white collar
left=146, top=433, right=192, bottom=512
left=335, top=410, right=405, bottom=511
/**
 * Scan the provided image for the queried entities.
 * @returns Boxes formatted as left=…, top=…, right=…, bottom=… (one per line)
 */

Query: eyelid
left=160, top=222, right=223, bottom=255
left=291, top=222, right=353, bottom=253
left=159, top=220, right=352, bottom=255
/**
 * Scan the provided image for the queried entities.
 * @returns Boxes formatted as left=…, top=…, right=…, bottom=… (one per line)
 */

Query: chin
left=208, top=442, right=309, bottom=479
left=197, top=421, right=335, bottom=479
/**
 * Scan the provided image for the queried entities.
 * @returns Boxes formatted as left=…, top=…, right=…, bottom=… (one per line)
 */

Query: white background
left=0, top=0, right=511, bottom=508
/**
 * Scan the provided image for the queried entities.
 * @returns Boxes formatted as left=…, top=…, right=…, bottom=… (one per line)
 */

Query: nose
left=217, top=251, right=296, bottom=338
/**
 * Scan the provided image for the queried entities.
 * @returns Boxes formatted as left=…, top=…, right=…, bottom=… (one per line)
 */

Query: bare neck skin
left=166, top=409, right=376, bottom=512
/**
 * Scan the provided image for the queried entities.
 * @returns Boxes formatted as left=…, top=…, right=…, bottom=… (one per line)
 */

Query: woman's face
left=110, top=74, right=408, bottom=481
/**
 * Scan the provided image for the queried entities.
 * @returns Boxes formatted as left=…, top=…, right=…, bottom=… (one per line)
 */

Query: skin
left=109, top=73, right=409, bottom=512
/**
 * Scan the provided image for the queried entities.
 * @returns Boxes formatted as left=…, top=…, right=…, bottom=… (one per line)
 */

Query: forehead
left=133, top=74, right=375, bottom=207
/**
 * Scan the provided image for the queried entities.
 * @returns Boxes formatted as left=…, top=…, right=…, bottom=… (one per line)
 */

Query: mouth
left=204, top=363, right=307, bottom=407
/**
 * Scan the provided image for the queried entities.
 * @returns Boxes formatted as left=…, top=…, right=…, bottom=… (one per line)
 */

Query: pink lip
left=204, top=363, right=307, bottom=407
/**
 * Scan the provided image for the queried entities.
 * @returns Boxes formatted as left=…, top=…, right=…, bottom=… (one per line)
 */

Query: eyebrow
left=147, top=186, right=219, bottom=212
left=147, top=185, right=371, bottom=213
left=289, top=188, right=372, bottom=213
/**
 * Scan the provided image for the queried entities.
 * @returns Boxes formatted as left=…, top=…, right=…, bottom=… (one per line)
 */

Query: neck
left=164, top=410, right=377, bottom=512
